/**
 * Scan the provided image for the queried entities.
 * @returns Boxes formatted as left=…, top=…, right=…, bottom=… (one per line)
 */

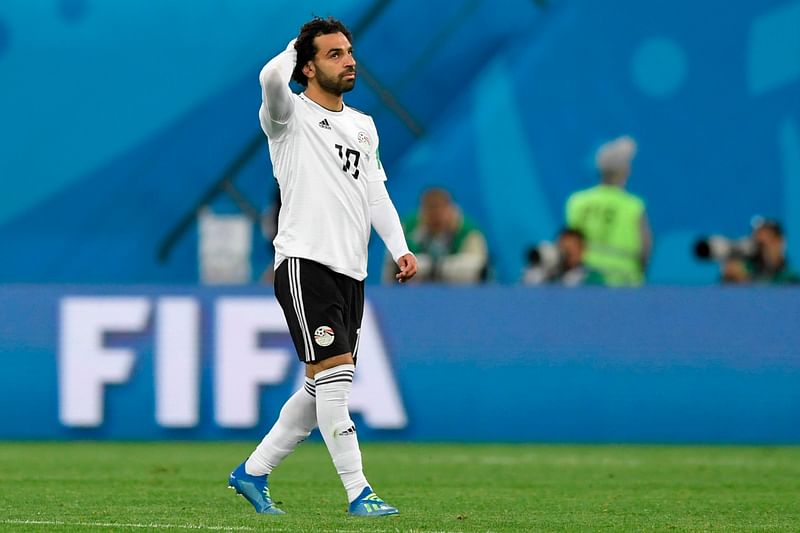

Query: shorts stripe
left=353, top=328, right=361, bottom=359
left=288, top=258, right=315, bottom=362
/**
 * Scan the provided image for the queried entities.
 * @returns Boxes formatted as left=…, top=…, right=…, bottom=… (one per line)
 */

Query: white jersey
left=267, top=94, right=386, bottom=280
left=258, top=41, right=409, bottom=282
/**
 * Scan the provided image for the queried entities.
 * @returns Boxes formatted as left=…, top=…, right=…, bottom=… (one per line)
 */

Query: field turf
left=0, top=442, right=798, bottom=532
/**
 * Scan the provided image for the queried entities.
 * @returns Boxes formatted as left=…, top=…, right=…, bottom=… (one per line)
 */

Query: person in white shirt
left=227, top=16, right=416, bottom=518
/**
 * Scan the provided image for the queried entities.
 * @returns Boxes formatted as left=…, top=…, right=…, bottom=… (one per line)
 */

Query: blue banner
left=1, top=285, right=798, bottom=443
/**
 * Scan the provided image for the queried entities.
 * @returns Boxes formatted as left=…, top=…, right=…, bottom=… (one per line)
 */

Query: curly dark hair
left=292, top=16, right=353, bottom=87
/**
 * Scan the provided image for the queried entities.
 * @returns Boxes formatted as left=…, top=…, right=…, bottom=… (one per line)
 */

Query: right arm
left=258, top=40, right=297, bottom=138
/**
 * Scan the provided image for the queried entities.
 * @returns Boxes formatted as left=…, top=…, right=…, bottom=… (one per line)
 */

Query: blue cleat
left=228, top=461, right=285, bottom=515
left=348, top=486, right=399, bottom=517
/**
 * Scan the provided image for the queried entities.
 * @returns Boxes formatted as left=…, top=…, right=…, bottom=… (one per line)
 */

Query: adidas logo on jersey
left=318, top=118, right=331, bottom=130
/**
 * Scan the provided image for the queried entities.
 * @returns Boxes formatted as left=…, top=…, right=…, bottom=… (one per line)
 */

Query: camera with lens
left=523, top=241, right=570, bottom=285
left=524, top=228, right=589, bottom=284
left=527, top=241, right=564, bottom=271
left=693, top=235, right=759, bottom=262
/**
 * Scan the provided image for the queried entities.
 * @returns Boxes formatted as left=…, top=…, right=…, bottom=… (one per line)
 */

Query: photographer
left=696, top=218, right=799, bottom=285
left=522, top=228, right=604, bottom=286
left=384, top=187, right=488, bottom=284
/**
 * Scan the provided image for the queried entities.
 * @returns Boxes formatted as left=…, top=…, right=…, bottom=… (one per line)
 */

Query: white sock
left=315, top=364, right=369, bottom=502
left=245, top=377, right=317, bottom=476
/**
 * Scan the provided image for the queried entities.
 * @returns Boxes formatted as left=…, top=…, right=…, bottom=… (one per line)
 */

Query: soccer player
left=227, top=17, right=417, bottom=517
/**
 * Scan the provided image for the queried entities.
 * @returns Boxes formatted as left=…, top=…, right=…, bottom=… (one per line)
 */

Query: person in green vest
left=565, top=135, right=652, bottom=286
left=384, top=187, right=488, bottom=283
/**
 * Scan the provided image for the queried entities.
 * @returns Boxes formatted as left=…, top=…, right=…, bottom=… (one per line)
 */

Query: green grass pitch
left=1, top=442, right=798, bottom=532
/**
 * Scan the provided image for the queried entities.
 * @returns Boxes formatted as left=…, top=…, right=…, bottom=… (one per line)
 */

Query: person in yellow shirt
left=565, top=136, right=652, bottom=286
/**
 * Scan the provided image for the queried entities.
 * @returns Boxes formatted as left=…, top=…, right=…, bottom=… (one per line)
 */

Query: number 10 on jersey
left=335, top=144, right=361, bottom=180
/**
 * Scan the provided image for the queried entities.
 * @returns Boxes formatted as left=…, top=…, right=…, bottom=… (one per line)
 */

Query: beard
left=314, top=65, right=356, bottom=96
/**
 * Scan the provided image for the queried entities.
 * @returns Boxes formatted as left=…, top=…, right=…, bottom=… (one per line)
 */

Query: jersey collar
left=299, top=92, right=346, bottom=114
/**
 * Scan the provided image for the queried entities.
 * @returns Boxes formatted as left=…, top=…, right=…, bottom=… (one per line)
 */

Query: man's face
left=754, top=226, right=784, bottom=262
left=558, top=234, right=584, bottom=269
left=308, top=32, right=356, bottom=95
left=421, top=193, right=455, bottom=234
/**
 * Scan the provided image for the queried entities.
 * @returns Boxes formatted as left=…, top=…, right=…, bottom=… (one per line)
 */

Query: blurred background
left=0, top=0, right=798, bottom=443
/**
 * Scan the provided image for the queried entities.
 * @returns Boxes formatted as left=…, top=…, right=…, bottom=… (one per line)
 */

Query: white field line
left=1, top=519, right=468, bottom=533
left=0, top=520, right=254, bottom=531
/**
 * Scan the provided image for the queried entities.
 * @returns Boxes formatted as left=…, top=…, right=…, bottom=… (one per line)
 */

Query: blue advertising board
left=0, top=285, right=798, bottom=443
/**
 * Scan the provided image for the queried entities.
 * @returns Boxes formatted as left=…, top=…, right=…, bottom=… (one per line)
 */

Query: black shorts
left=274, top=257, right=365, bottom=363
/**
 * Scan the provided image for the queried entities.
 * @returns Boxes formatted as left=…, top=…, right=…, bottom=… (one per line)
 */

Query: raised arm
left=258, top=40, right=297, bottom=138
